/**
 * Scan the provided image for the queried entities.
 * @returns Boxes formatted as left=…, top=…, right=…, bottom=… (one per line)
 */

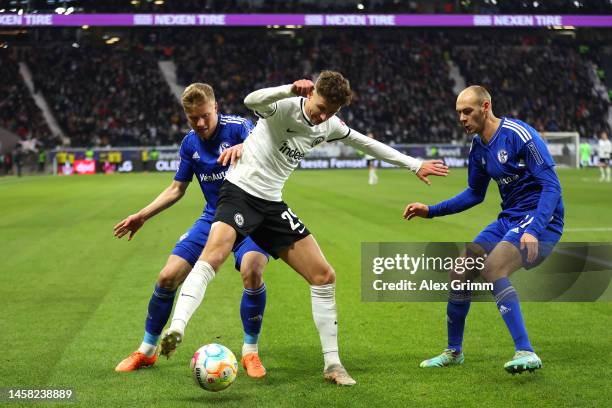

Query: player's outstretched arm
left=340, top=129, right=449, bottom=185
left=113, top=180, right=189, bottom=240
left=403, top=202, right=429, bottom=220
left=243, top=80, right=309, bottom=117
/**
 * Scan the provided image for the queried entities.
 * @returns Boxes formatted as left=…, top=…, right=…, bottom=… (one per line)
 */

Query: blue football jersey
left=468, top=117, right=565, bottom=223
left=174, top=114, right=253, bottom=221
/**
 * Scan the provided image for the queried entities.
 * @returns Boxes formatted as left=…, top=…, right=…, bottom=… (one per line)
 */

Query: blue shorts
left=474, top=213, right=563, bottom=269
left=171, top=215, right=269, bottom=271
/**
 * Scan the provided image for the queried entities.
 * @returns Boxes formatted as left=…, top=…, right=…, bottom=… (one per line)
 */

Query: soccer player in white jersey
left=160, top=71, right=449, bottom=386
left=598, top=131, right=611, bottom=182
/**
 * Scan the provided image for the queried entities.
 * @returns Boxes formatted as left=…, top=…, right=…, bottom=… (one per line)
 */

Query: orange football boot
left=241, top=353, right=266, bottom=378
left=115, top=351, right=158, bottom=372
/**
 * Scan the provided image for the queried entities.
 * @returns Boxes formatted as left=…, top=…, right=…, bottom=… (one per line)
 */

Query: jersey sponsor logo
left=234, top=212, right=245, bottom=227
left=510, top=227, right=520, bottom=234
left=192, top=151, right=200, bottom=160
left=527, top=142, right=544, bottom=165
left=199, top=170, right=228, bottom=182
left=219, top=142, right=231, bottom=155
left=497, top=149, right=508, bottom=164
left=311, top=136, right=325, bottom=147
left=278, top=140, right=305, bottom=164
left=496, top=174, right=519, bottom=185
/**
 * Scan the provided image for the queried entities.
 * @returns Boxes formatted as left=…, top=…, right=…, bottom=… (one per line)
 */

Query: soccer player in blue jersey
left=404, top=85, right=564, bottom=374
left=114, top=83, right=269, bottom=377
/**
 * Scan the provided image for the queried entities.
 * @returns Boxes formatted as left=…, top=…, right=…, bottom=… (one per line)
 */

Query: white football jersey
left=599, top=139, right=611, bottom=159
left=226, top=96, right=350, bottom=201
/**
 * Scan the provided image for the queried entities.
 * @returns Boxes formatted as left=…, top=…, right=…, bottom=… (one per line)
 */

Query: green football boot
left=420, top=349, right=465, bottom=368
left=504, top=351, right=542, bottom=374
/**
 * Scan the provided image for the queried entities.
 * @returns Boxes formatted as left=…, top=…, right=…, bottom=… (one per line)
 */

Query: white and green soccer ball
left=190, top=343, right=238, bottom=392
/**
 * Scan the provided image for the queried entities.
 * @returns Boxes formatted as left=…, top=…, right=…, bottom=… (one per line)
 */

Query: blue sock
left=240, top=284, right=266, bottom=344
left=447, top=289, right=471, bottom=353
left=492, top=277, right=533, bottom=352
left=143, top=284, right=176, bottom=345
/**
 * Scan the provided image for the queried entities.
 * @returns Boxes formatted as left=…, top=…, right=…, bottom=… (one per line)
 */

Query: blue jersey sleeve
left=239, top=119, right=254, bottom=142
left=520, top=128, right=556, bottom=175
left=174, top=138, right=194, bottom=182
left=516, top=127, right=562, bottom=238
left=428, top=143, right=490, bottom=218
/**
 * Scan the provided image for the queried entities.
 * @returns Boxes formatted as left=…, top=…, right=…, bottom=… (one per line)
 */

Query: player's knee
left=310, top=263, right=336, bottom=286
left=480, top=261, right=511, bottom=283
left=240, top=256, right=267, bottom=289
left=157, top=266, right=182, bottom=290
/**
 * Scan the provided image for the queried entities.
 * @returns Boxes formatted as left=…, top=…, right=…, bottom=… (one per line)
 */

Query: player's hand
left=416, top=160, right=449, bottom=185
left=218, top=143, right=243, bottom=166
left=113, top=213, right=145, bottom=241
left=291, top=79, right=315, bottom=98
left=403, top=202, right=429, bottom=220
left=520, top=232, right=539, bottom=263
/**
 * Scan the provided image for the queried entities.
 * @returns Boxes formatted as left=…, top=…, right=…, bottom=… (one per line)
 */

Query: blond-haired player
left=161, top=71, right=448, bottom=385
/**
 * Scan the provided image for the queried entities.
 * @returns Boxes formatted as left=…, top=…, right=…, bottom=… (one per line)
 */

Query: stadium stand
left=26, top=44, right=185, bottom=147
left=0, top=49, right=54, bottom=147
left=1, top=28, right=610, bottom=146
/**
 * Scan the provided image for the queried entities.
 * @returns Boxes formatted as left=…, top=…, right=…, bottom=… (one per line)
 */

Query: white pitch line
left=565, top=227, right=612, bottom=232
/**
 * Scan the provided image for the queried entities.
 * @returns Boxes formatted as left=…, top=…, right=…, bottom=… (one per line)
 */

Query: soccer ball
left=190, top=343, right=238, bottom=392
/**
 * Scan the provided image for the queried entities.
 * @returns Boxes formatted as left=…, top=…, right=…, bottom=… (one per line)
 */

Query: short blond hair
left=181, top=83, right=215, bottom=110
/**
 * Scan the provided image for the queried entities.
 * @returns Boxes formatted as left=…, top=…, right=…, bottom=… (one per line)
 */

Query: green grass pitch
left=1, top=169, right=610, bottom=407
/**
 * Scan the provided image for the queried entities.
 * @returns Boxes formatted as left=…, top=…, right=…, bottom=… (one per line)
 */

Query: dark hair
left=315, top=70, right=352, bottom=106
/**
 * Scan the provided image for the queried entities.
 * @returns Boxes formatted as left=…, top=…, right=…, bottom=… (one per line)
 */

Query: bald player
left=403, top=85, right=564, bottom=374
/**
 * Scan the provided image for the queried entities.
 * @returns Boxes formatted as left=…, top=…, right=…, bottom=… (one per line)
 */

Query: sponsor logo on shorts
left=179, top=232, right=189, bottom=241
left=234, top=212, right=245, bottom=227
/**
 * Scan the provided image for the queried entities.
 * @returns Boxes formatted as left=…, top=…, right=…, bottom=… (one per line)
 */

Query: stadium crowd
left=452, top=36, right=610, bottom=142
left=0, top=29, right=609, bottom=147
left=26, top=44, right=185, bottom=147
left=0, top=49, right=54, bottom=147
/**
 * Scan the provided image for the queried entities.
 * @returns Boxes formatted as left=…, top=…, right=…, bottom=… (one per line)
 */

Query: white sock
left=242, top=343, right=258, bottom=356
left=138, top=342, right=157, bottom=357
left=368, top=168, right=378, bottom=185
left=310, top=283, right=341, bottom=369
left=600, top=167, right=605, bottom=180
left=606, top=167, right=610, bottom=181
left=169, top=261, right=216, bottom=335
